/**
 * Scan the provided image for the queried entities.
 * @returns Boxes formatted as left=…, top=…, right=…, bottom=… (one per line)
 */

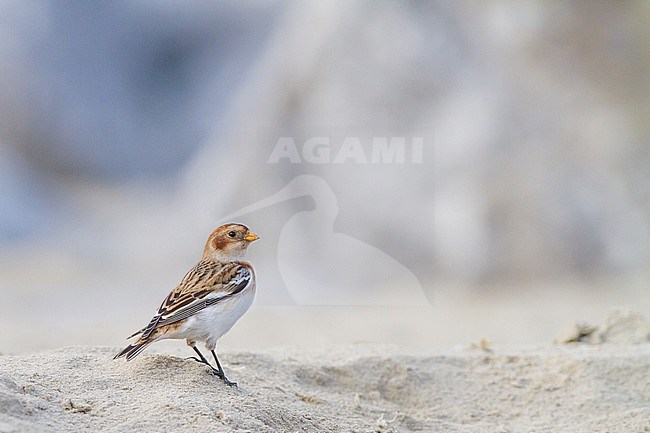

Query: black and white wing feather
left=117, top=260, right=253, bottom=353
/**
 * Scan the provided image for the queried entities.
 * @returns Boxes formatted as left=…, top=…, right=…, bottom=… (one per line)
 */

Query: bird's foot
left=212, top=369, right=237, bottom=387
left=186, top=356, right=210, bottom=366
left=186, top=357, right=223, bottom=375
left=187, top=354, right=237, bottom=386
left=222, top=377, right=238, bottom=387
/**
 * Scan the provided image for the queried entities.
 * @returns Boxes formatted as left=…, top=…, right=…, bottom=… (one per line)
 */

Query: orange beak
left=244, top=232, right=260, bottom=242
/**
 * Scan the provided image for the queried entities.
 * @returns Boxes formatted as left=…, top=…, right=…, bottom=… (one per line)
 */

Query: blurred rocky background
left=0, top=1, right=648, bottom=352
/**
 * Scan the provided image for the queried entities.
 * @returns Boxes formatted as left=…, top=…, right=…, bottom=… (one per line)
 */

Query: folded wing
left=141, top=262, right=252, bottom=339
left=114, top=261, right=252, bottom=360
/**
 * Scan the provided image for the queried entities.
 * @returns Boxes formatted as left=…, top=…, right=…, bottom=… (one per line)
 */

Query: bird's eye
left=228, top=231, right=236, bottom=238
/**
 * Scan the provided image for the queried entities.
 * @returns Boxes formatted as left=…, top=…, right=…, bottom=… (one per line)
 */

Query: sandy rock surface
left=0, top=342, right=648, bottom=433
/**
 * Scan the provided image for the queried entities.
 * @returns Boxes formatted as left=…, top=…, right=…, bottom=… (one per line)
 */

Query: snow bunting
left=114, top=223, right=259, bottom=386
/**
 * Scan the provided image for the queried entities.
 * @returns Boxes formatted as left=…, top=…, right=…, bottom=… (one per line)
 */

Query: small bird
left=114, top=223, right=259, bottom=386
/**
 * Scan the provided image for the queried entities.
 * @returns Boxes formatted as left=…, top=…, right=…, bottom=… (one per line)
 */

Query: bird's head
left=202, top=223, right=259, bottom=262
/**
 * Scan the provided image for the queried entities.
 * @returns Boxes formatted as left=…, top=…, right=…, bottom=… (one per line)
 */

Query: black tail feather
left=127, top=328, right=144, bottom=339
left=114, top=340, right=152, bottom=361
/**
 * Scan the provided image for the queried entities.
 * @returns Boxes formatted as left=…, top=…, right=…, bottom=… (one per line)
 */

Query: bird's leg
left=211, top=349, right=237, bottom=387
left=187, top=346, right=221, bottom=375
